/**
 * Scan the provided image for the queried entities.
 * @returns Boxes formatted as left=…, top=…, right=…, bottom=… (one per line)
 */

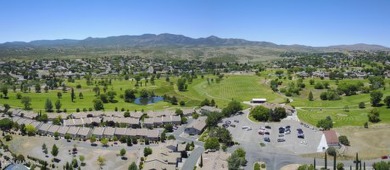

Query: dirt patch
left=335, top=124, right=390, bottom=159
left=6, top=135, right=139, bottom=169
left=281, top=164, right=300, bottom=170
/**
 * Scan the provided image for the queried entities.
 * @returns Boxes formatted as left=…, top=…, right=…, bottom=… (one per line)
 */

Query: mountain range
left=0, top=33, right=388, bottom=60
left=1, top=33, right=388, bottom=50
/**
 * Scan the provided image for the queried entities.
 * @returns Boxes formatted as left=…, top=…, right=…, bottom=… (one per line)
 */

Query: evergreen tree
left=71, top=88, right=75, bottom=102
left=55, top=100, right=61, bottom=112
left=308, top=91, right=314, bottom=101
left=199, top=154, right=203, bottom=167
left=45, top=98, right=53, bottom=112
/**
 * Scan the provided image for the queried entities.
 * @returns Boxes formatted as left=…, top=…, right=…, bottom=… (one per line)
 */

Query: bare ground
left=335, top=124, right=390, bottom=159
left=6, top=135, right=139, bottom=169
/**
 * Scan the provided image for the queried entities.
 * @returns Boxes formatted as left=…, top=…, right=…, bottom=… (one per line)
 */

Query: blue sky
left=0, top=0, right=389, bottom=47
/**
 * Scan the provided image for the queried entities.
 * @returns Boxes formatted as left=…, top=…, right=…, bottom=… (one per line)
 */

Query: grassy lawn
left=1, top=72, right=389, bottom=128
left=269, top=76, right=390, bottom=127
left=0, top=74, right=284, bottom=113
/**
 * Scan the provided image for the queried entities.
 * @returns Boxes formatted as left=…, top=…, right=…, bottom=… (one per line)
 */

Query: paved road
left=171, top=118, right=205, bottom=170
left=182, top=146, right=205, bottom=170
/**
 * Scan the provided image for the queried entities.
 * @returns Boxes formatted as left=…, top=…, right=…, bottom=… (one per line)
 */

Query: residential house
left=38, top=124, right=51, bottom=135
left=57, top=126, right=70, bottom=137
left=171, top=116, right=181, bottom=125
left=143, top=118, right=155, bottom=128
left=185, top=117, right=207, bottom=135
left=103, top=127, right=115, bottom=139
left=143, top=141, right=182, bottom=170
left=199, top=106, right=222, bottom=115
left=114, top=128, right=127, bottom=137
left=92, top=127, right=105, bottom=139
left=47, top=125, right=60, bottom=136
left=67, top=126, right=80, bottom=138
left=77, top=127, right=91, bottom=140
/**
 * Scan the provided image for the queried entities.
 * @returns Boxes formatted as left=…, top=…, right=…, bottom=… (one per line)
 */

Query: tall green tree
left=368, top=108, right=380, bottom=123
left=55, top=100, right=61, bottom=112
left=227, top=148, right=247, bottom=170
left=45, top=98, right=53, bottom=112
left=1, top=86, right=8, bottom=98
left=204, top=137, right=220, bottom=150
left=93, top=99, right=104, bottom=111
left=51, top=144, right=59, bottom=158
left=128, top=162, right=138, bottom=170
left=370, top=91, right=383, bottom=107
left=21, top=96, right=32, bottom=110
left=250, top=105, right=270, bottom=121
left=222, top=100, right=242, bottom=117
left=383, top=96, right=390, bottom=108
left=308, top=91, right=314, bottom=101
left=71, top=88, right=75, bottom=102
left=35, top=84, right=41, bottom=93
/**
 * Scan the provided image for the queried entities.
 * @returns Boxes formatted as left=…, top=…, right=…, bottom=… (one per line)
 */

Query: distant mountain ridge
left=1, top=33, right=388, bottom=51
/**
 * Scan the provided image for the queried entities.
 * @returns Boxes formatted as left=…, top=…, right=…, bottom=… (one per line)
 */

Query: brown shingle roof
left=324, top=130, right=339, bottom=145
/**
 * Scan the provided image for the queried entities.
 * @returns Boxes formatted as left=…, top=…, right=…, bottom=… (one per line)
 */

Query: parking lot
left=221, top=109, right=323, bottom=154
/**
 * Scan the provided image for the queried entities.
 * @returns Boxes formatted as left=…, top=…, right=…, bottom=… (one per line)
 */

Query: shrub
left=143, top=147, right=152, bottom=157
left=358, top=102, right=365, bottom=109
left=364, top=122, right=368, bottom=128
left=327, top=147, right=336, bottom=156
left=261, top=164, right=266, bottom=169
left=338, top=136, right=350, bottom=146
left=254, top=162, right=260, bottom=170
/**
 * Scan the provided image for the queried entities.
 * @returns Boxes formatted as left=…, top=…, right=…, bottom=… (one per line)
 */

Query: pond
left=134, top=96, right=164, bottom=105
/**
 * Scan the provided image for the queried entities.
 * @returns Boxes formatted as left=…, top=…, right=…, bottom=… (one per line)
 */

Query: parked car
left=234, top=120, right=239, bottom=123
left=264, top=137, right=270, bottom=142
left=265, top=126, right=271, bottom=129
left=285, top=125, right=291, bottom=129
left=264, top=131, right=270, bottom=135
left=381, top=155, right=388, bottom=159
left=230, top=124, right=236, bottom=128
left=205, top=149, right=217, bottom=153
left=258, top=130, right=265, bottom=135
left=225, top=120, right=231, bottom=125
left=222, top=124, right=229, bottom=128
left=298, top=134, right=305, bottom=139
left=278, top=134, right=284, bottom=137
left=246, top=127, right=252, bottom=131
left=277, top=138, right=286, bottom=142
left=242, top=126, right=249, bottom=129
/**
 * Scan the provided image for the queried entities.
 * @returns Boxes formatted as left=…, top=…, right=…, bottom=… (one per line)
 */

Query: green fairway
left=0, top=74, right=285, bottom=114
left=1, top=72, right=389, bottom=128
left=267, top=75, right=390, bottom=127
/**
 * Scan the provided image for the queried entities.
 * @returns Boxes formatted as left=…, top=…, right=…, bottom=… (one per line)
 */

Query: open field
left=0, top=74, right=283, bottom=113
left=259, top=71, right=390, bottom=127
left=336, top=125, right=390, bottom=159
left=5, top=135, right=139, bottom=169
left=1, top=72, right=390, bottom=127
